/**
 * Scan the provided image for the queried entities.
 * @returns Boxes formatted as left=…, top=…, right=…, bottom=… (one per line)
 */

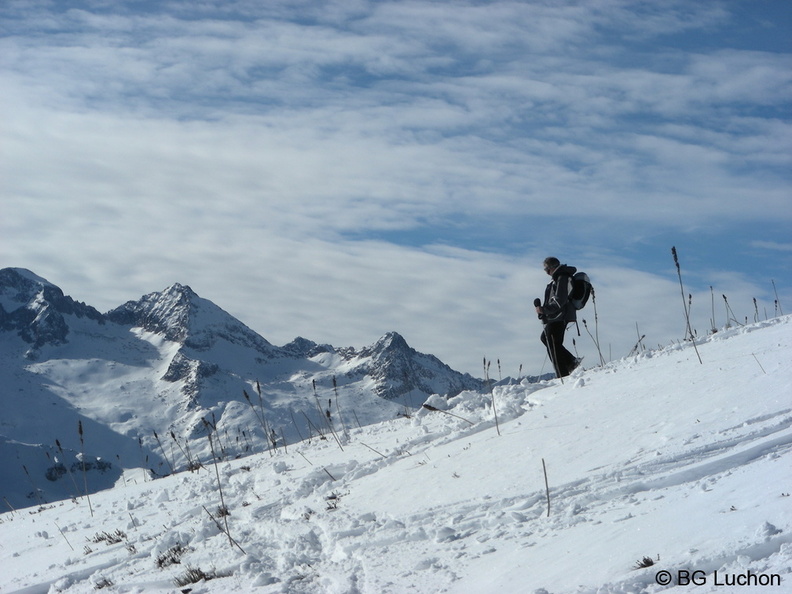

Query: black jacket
left=542, top=265, right=577, bottom=324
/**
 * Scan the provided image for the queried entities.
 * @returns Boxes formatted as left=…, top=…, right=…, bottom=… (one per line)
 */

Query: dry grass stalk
left=483, top=358, right=501, bottom=436
left=671, top=247, right=702, bottom=364
left=77, top=421, right=94, bottom=516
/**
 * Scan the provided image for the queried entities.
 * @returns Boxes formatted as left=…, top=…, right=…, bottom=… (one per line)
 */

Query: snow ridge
left=1, top=314, right=789, bottom=593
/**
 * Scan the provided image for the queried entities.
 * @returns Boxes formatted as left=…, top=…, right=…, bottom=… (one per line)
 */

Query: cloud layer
left=2, top=0, right=790, bottom=374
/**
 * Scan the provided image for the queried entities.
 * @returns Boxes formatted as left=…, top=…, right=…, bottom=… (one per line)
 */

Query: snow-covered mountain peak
left=1, top=267, right=58, bottom=291
left=159, top=282, right=200, bottom=305
left=106, top=283, right=197, bottom=342
left=0, top=267, right=104, bottom=352
left=375, top=330, right=409, bottom=351
left=281, top=336, right=331, bottom=358
left=1, top=267, right=62, bottom=306
left=106, top=282, right=277, bottom=356
left=359, top=331, right=409, bottom=358
left=353, top=330, right=483, bottom=400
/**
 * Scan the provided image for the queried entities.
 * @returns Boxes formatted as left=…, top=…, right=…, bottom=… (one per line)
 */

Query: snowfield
left=2, top=316, right=790, bottom=593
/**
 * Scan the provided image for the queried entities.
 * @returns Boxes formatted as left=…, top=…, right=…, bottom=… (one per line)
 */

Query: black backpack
left=569, top=272, right=593, bottom=310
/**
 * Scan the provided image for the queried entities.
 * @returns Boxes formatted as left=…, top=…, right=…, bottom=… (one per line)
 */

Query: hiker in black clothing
left=535, top=257, right=579, bottom=378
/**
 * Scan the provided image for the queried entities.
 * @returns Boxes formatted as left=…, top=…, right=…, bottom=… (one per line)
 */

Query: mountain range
left=3, top=292, right=789, bottom=592
left=0, top=267, right=492, bottom=508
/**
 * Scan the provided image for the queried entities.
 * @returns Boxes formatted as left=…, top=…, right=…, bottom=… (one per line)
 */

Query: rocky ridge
left=0, top=267, right=485, bottom=506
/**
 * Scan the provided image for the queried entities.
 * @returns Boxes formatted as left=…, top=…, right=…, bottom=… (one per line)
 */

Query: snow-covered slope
left=1, top=315, right=789, bottom=593
left=0, top=268, right=483, bottom=509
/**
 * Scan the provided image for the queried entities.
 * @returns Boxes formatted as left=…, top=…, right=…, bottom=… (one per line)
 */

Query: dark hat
left=543, top=257, right=560, bottom=270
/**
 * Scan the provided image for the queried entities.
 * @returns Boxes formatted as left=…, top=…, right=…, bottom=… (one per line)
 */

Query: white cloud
left=1, top=0, right=790, bottom=374
left=751, top=241, right=792, bottom=253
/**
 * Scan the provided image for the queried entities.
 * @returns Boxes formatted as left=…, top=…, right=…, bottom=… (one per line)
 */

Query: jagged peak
left=0, top=268, right=104, bottom=351
left=161, top=282, right=197, bottom=299
left=282, top=336, right=334, bottom=358
left=355, top=332, right=417, bottom=363
left=381, top=331, right=407, bottom=346
left=107, top=283, right=277, bottom=356
left=138, top=283, right=199, bottom=313
left=368, top=331, right=409, bottom=353
left=111, top=283, right=198, bottom=313
left=0, top=267, right=59, bottom=290
left=1, top=268, right=64, bottom=305
left=107, top=284, right=208, bottom=342
left=0, top=269, right=101, bottom=319
left=350, top=331, right=483, bottom=400
left=283, top=336, right=317, bottom=352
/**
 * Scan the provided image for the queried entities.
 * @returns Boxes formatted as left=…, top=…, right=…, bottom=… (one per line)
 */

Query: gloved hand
left=534, top=298, right=544, bottom=319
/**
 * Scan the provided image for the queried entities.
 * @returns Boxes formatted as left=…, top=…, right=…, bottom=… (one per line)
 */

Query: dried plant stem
left=22, top=465, right=44, bottom=506
left=583, top=319, right=606, bottom=365
left=54, top=522, right=74, bottom=551
left=360, top=442, right=388, bottom=458
left=210, top=413, right=228, bottom=460
left=722, top=294, right=743, bottom=327
left=78, top=421, right=94, bottom=517
left=628, top=327, right=646, bottom=357
left=153, top=430, right=175, bottom=474
left=332, top=377, right=349, bottom=437
left=312, top=380, right=344, bottom=451
left=56, top=439, right=82, bottom=497
left=542, top=458, right=551, bottom=518
left=202, top=506, right=245, bottom=554
left=289, top=410, right=305, bottom=443
left=137, top=437, right=149, bottom=483
left=300, top=410, right=324, bottom=440
left=671, top=247, right=702, bottom=364
left=591, top=289, right=606, bottom=365
left=243, top=389, right=273, bottom=456
left=421, top=404, right=474, bottom=426
left=203, top=421, right=233, bottom=549
left=352, top=409, right=363, bottom=430
left=483, top=358, right=501, bottom=436
left=772, top=279, right=783, bottom=315
left=170, top=431, right=201, bottom=471
left=255, top=382, right=276, bottom=454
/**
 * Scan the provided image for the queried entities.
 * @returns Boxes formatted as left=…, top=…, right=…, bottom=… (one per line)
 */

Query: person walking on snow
left=535, top=257, right=580, bottom=378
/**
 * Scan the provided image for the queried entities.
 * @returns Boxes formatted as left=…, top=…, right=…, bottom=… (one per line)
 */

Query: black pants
left=540, top=322, right=576, bottom=377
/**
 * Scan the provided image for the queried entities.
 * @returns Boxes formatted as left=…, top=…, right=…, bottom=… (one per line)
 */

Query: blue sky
left=2, top=0, right=790, bottom=376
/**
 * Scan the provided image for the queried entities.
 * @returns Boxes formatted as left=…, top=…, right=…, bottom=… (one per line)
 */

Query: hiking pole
left=536, top=299, right=563, bottom=381
left=549, top=330, right=565, bottom=382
